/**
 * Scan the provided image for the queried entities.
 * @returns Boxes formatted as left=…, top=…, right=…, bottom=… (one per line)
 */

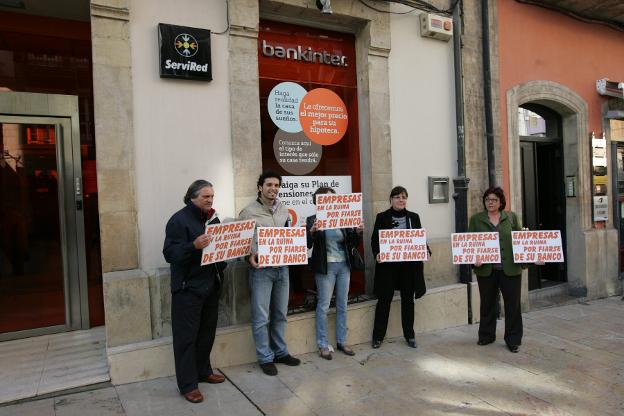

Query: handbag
left=349, top=246, right=365, bottom=271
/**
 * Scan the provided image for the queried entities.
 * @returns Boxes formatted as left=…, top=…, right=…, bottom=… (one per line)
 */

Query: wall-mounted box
left=419, top=13, right=453, bottom=42
left=428, top=176, right=449, bottom=203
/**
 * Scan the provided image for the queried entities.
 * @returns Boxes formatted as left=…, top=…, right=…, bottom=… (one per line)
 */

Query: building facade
left=0, top=0, right=621, bottom=388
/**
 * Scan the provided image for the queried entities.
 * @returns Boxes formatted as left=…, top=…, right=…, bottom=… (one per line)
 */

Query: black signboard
left=158, top=23, right=212, bottom=81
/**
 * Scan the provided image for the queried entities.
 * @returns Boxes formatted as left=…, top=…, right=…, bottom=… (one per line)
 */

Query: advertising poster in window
left=258, top=20, right=364, bottom=305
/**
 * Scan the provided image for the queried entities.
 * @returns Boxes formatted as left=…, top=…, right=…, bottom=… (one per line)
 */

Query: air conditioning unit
left=420, top=13, right=453, bottom=42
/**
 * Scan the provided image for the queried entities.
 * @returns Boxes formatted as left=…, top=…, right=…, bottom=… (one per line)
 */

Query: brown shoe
left=200, top=373, right=225, bottom=384
left=337, top=343, right=355, bottom=356
left=183, top=389, right=204, bottom=403
left=319, top=347, right=332, bottom=360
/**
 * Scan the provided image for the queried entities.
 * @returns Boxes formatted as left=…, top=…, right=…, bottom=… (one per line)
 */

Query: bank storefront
left=1, top=0, right=466, bottom=389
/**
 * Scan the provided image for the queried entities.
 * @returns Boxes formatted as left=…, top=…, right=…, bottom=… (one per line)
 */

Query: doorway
left=0, top=94, right=89, bottom=340
left=518, top=104, right=567, bottom=290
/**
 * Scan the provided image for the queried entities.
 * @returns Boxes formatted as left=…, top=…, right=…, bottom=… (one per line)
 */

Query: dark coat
left=163, top=203, right=226, bottom=294
left=371, top=208, right=426, bottom=299
left=305, top=215, right=362, bottom=275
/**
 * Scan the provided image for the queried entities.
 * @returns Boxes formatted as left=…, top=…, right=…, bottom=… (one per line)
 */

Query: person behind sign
left=163, top=180, right=227, bottom=403
left=468, top=186, right=532, bottom=353
left=239, top=170, right=301, bottom=376
left=371, top=186, right=427, bottom=349
left=307, top=187, right=364, bottom=360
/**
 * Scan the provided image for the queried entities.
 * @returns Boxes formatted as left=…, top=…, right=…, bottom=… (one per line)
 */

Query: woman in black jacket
left=371, top=186, right=427, bottom=349
left=306, top=187, right=363, bottom=360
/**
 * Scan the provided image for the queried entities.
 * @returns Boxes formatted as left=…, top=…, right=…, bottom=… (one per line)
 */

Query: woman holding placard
left=371, top=186, right=427, bottom=349
left=307, top=187, right=363, bottom=360
left=468, top=186, right=524, bottom=353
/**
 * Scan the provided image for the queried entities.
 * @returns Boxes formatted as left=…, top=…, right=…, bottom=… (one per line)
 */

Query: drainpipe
left=482, top=0, right=496, bottom=186
left=452, top=1, right=472, bottom=323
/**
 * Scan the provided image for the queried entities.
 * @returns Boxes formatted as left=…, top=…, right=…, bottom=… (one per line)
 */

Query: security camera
left=316, top=0, right=333, bottom=14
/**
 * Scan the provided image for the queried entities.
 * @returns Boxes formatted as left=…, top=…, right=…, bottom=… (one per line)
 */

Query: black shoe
left=406, top=338, right=417, bottom=348
left=274, top=354, right=301, bottom=366
left=477, top=338, right=495, bottom=346
left=372, top=340, right=382, bottom=349
left=506, top=343, right=519, bottom=353
left=260, top=362, right=278, bottom=376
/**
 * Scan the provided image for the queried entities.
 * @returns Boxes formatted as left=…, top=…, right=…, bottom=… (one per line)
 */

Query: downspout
left=452, top=1, right=472, bottom=323
left=482, top=0, right=496, bottom=186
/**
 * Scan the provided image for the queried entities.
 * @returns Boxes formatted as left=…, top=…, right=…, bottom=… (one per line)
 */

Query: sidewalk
left=1, top=296, right=622, bottom=416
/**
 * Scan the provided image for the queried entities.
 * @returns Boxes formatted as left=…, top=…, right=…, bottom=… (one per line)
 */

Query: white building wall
left=130, top=0, right=234, bottom=270
left=389, top=9, right=457, bottom=239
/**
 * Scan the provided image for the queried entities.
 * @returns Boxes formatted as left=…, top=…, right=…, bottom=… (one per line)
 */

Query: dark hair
left=482, top=186, right=506, bottom=211
left=389, top=186, right=408, bottom=202
left=312, top=186, right=335, bottom=205
left=183, top=180, right=213, bottom=204
left=256, top=170, right=282, bottom=196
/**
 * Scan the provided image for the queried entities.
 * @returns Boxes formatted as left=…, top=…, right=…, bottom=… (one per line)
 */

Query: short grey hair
left=183, top=180, right=213, bottom=204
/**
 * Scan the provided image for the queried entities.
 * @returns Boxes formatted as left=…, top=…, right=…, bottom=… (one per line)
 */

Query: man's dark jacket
left=163, top=203, right=226, bottom=295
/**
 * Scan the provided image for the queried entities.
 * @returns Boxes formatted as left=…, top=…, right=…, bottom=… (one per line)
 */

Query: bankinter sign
left=261, top=40, right=348, bottom=67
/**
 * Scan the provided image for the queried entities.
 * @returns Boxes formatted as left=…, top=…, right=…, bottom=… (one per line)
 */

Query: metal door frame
left=0, top=93, right=88, bottom=340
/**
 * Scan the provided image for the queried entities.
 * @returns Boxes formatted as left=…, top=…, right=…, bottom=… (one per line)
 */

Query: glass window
left=518, top=107, right=546, bottom=137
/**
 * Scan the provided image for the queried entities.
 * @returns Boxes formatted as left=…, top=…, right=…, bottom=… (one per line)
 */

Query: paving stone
left=53, top=388, right=125, bottom=416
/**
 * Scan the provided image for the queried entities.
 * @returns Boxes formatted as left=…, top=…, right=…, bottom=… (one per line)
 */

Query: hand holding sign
left=194, top=233, right=213, bottom=250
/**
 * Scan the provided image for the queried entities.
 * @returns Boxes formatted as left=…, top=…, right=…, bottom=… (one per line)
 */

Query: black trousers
left=373, top=264, right=415, bottom=341
left=477, top=270, right=523, bottom=346
left=171, top=287, right=219, bottom=394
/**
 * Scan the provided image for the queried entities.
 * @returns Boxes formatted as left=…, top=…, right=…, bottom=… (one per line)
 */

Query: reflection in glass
left=0, top=123, right=66, bottom=333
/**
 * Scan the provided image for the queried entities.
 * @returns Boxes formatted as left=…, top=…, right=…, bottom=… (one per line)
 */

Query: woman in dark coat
left=371, top=186, right=427, bottom=349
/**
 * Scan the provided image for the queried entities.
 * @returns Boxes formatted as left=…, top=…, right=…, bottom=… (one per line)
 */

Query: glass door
left=0, top=116, right=87, bottom=339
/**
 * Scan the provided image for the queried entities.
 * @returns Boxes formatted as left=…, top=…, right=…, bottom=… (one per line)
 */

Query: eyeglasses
left=485, top=198, right=499, bottom=203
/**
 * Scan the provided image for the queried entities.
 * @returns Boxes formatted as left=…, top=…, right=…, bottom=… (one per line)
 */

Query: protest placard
left=378, top=229, right=428, bottom=262
left=279, top=175, right=352, bottom=227
left=315, top=192, right=362, bottom=230
left=201, top=219, right=256, bottom=265
left=257, top=227, right=308, bottom=267
left=511, top=230, right=564, bottom=263
left=451, top=232, right=500, bottom=264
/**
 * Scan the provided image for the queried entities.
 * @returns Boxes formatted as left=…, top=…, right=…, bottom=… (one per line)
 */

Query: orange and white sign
left=451, top=232, right=500, bottom=264
left=299, top=88, right=348, bottom=145
left=257, top=227, right=308, bottom=267
left=511, top=230, right=564, bottom=263
left=315, top=192, right=362, bottom=230
left=201, top=220, right=256, bottom=265
left=378, top=229, right=428, bottom=262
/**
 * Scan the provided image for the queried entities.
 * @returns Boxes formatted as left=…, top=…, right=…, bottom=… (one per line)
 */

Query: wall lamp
left=316, top=0, right=333, bottom=14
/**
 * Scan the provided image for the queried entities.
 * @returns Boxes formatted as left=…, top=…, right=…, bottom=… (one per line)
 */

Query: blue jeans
left=249, top=266, right=290, bottom=364
left=315, top=261, right=350, bottom=348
